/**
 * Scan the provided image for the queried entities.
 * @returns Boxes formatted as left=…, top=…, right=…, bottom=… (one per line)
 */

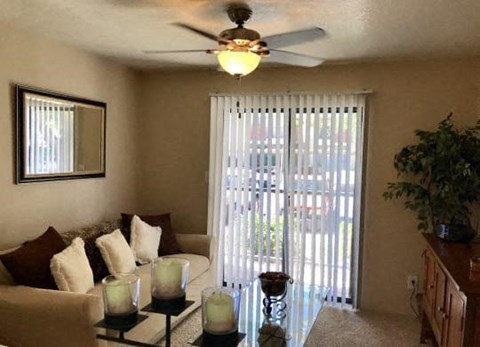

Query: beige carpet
left=158, top=306, right=423, bottom=346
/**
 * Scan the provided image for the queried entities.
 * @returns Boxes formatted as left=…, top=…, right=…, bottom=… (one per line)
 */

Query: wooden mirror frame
left=16, top=85, right=107, bottom=183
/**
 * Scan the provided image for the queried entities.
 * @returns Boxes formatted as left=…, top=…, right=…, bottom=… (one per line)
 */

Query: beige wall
left=0, top=23, right=140, bottom=249
left=137, top=60, right=480, bottom=315
left=3, top=18, right=480, bottom=317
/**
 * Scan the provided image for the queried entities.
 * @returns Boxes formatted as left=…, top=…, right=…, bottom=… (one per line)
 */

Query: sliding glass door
left=208, top=94, right=366, bottom=307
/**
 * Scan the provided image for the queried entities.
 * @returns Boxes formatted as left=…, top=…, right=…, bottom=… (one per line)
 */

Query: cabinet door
left=433, top=262, right=447, bottom=342
left=424, top=248, right=436, bottom=314
left=442, top=281, right=466, bottom=347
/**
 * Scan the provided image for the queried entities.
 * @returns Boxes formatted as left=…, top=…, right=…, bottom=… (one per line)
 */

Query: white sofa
left=0, top=228, right=216, bottom=347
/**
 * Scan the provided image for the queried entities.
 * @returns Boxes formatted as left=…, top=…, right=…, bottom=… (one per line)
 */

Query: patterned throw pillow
left=121, top=213, right=182, bottom=256
left=60, top=221, right=121, bottom=245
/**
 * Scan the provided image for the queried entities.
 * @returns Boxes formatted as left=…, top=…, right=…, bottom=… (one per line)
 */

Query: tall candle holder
left=102, top=273, right=140, bottom=327
left=151, top=257, right=189, bottom=311
left=259, top=272, right=292, bottom=318
left=201, top=287, right=241, bottom=346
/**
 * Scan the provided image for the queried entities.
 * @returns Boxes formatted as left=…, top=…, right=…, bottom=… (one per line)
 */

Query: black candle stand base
left=142, top=299, right=195, bottom=347
left=103, top=310, right=140, bottom=328
left=190, top=331, right=246, bottom=347
left=150, top=295, right=187, bottom=312
left=95, top=312, right=147, bottom=332
left=142, top=298, right=194, bottom=316
left=95, top=314, right=157, bottom=347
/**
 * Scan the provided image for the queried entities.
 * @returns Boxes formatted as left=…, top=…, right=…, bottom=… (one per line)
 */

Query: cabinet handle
left=429, top=285, right=434, bottom=289
left=437, top=307, right=443, bottom=313
left=442, top=312, right=448, bottom=319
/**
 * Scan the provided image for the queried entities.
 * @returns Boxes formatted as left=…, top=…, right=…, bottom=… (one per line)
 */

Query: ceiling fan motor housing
left=219, top=27, right=260, bottom=43
left=227, top=4, right=252, bottom=25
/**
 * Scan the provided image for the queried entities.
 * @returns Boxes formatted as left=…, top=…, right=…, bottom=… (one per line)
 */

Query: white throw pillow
left=130, top=215, right=162, bottom=264
left=50, top=237, right=94, bottom=293
left=96, top=229, right=136, bottom=276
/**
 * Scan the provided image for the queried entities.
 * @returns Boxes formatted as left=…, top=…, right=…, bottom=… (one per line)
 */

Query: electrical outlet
left=407, top=275, right=418, bottom=290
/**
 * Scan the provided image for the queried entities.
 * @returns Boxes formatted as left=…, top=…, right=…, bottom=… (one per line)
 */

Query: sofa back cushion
left=121, top=213, right=182, bottom=256
left=0, top=227, right=67, bottom=289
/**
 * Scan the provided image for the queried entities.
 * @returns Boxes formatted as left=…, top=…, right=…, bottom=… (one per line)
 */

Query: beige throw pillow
left=50, top=238, right=94, bottom=293
left=130, top=215, right=162, bottom=264
left=96, top=229, right=136, bottom=276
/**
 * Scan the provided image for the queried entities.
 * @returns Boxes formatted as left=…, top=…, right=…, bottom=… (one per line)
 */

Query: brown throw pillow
left=83, top=233, right=110, bottom=282
left=0, top=227, right=66, bottom=289
left=121, top=213, right=182, bottom=256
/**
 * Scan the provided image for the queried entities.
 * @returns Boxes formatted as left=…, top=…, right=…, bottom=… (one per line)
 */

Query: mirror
left=16, top=85, right=106, bottom=183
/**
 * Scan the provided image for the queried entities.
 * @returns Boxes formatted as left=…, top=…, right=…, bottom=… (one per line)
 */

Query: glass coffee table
left=237, top=279, right=329, bottom=347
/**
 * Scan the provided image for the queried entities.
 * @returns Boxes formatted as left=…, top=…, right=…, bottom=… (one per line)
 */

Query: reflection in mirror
left=17, top=86, right=106, bottom=183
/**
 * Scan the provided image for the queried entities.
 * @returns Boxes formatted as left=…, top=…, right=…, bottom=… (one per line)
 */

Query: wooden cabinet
left=421, top=234, right=479, bottom=347
left=433, top=259, right=448, bottom=342
left=443, top=280, right=466, bottom=346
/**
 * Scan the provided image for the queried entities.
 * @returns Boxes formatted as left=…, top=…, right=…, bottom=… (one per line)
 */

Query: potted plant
left=383, top=114, right=480, bottom=243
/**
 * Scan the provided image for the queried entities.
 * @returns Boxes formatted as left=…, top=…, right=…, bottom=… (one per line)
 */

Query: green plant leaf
left=383, top=114, right=480, bottom=232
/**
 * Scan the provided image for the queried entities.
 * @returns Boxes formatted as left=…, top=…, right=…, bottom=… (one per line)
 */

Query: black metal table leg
left=165, top=314, right=171, bottom=347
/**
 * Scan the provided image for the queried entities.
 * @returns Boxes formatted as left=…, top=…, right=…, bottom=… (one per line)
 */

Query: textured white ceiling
left=1, top=0, right=480, bottom=69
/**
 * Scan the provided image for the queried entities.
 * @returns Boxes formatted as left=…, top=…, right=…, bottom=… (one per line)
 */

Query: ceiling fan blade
left=268, top=49, right=324, bottom=67
left=173, top=23, right=230, bottom=45
left=143, top=49, right=217, bottom=54
left=263, top=27, right=326, bottom=49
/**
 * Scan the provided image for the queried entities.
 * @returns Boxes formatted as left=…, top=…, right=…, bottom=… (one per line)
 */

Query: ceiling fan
left=144, top=2, right=326, bottom=77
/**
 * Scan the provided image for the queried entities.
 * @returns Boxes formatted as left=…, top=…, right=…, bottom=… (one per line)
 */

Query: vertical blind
left=208, top=93, right=366, bottom=307
left=25, top=95, right=75, bottom=175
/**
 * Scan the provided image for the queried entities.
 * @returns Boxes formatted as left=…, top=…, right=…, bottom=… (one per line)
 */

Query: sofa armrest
left=175, top=233, right=215, bottom=263
left=0, top=284, right=103, bottom=347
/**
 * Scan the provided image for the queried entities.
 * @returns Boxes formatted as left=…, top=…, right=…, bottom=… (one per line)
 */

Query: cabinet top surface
left=423, top=233, right=480, bottom=295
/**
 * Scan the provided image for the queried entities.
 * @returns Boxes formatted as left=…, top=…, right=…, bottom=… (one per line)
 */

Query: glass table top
left=238, top=279, right=329, bottom=347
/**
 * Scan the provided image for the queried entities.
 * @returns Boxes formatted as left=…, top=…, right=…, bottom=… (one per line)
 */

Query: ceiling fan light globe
left=217, top=50, right=261, bottom=77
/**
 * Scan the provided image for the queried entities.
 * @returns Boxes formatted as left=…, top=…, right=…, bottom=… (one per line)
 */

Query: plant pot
left=435, top=224, right=476, bottom=244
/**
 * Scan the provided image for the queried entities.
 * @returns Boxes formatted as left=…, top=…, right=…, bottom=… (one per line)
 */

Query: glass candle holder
left=202, top=287, right=241, bottom=337
left=151, top=257, right=189, bottom=310
left=102, top=273, right=140, bottom=327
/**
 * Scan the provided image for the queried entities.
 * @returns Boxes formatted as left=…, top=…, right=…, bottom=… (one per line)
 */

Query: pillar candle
left=205, top=293, right=235, bottom=333
left=153, top=259, right=184, bottom=299
left=105, top=281, right=135, bottom=315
